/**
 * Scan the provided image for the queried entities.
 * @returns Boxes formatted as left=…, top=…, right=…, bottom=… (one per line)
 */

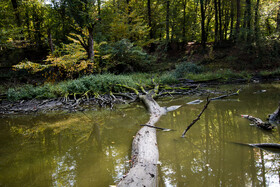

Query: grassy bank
left=5, top=66, right=280, bottom=101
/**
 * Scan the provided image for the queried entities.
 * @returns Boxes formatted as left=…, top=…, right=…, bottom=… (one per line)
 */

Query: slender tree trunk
left=229, top=0, right=234, bottom=40
left=218, top=0, right=223, bottom=41
left=277, top=4, right=280, bottom=32
left=33, top=5, right=42, bottom=47
left=254, top=0, right=260, bottom=42
left=214, top=0, right=219, bottom=43
left=87, top=26, right=94, bottom=61
left=126, top=0, right=132, bottom=24
left=98, top=0, right=101, bottom=20
left=25, top=8, right=31, bottom=40
left=182, top=0, right=187, bottom=44
left=246, top=0, right=252, bottom=42
left=200, top=0, right=206, bottom=49
left=47, top=28, right=54, bottom=54
left=11, top=0, right=21, bottom=27
left=148, top=0, right=155, bottom=52
left=224, top=6, right=230, bottom=40
left=166, top=0, right=170, bottom=44
left=148, top=0, right=153, bottom=39
left=235, top=0, right=241, bottom=41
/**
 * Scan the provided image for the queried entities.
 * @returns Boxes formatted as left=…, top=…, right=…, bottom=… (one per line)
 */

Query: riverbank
left=1, top=71, right=279, bottom=115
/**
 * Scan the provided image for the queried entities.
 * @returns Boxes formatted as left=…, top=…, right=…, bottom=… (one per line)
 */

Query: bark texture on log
left=118, top=94, right=180, bottom=186
left=241, top=115, right=274, bottom=130
left=268, top=102, right=280, bottom=123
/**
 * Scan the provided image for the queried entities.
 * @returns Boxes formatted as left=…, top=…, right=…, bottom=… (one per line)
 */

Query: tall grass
left=7, top=73, right=180, bottom=101
left=5, top=69, right=257, bottom=101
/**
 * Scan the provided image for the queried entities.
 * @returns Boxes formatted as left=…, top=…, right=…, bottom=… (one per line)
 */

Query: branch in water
left=181, top=90, right=240, bottom=137
left=181, top=97, right=211, bottom=137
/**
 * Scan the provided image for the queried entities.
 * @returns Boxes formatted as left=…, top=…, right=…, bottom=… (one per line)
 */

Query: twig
left=181, top=90, right=240, bottom=137
left=181, top=97, right=211, bottom=137
left=210, top=89, right=240, bottom=101
left=140, top=124, right=174, bottom=131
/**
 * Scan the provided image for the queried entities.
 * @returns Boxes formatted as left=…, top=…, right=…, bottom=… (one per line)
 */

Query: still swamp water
left=0, top=83, right=280, bottom=186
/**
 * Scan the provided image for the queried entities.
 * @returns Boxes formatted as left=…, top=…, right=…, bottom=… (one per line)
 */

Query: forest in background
left=0, top=0, right=280, bottom=89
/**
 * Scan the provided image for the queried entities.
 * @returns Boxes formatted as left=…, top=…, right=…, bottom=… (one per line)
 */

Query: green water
left=0, top=84, right=280, bottom=186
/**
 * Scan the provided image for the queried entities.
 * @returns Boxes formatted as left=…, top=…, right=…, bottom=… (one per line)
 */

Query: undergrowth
left=7, top=73, right=179, bottom=101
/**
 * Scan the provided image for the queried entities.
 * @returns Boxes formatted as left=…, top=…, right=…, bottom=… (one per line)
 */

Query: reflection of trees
left=0, top=105, right=148, bottom=186
left=158, top=86, right=280, bottom=186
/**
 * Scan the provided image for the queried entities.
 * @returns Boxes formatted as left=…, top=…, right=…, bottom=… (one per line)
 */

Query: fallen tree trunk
left=117, top=88, right=180, bottom=186
left=241, top=115, right=274, bottom=130
left=268, top=101, right=280, bottom=123
left=232, top=142, right=280, bottom=153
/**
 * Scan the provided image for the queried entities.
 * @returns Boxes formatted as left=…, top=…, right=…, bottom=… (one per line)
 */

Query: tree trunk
left=148, top=0, right=153, bottom=39
left=47, top=28, right=54, bottom=54
left=182, top=0, right=187, bottom=44
left=166, top=0, right=170, bottom=44
left=229, top=0, right=234, bottom=40
left=25, top=8, right=31, bottom=40
left=224, top=5, right=230, bottom=40
left=11, top=0, right=21, bottom=27
left=214, top=0, right=219, bottom=43
left=117, top=92, right=180, bottom=186
left=87, top=26, right=94, bottom=61
left=218, top=0, right=223, bottom=41
left=147, top=0, right=156, bottom=52
left=200, top=0, right=206, bottom=49
left=246, top=0, right=252, bottom=42
left=235, top=0, right=241, bottom=41
left=277, top=4, right=280, bottom=32
left=254, top=0, right=260, bottom=43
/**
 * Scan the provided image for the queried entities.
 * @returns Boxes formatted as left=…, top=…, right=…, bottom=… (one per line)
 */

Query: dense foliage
left=1, top=0, right=280, bottom=99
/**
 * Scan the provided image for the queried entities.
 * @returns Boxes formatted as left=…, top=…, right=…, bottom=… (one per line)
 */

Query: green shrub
left=157, top=73, right=179, bottom=84
left=97, top=39, right=155, bottom=73
left=7, top=84, right=56, bottom=101
left=173, top=62, right=204, bottom=78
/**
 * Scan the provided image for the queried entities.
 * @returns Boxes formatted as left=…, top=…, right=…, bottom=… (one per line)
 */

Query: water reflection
left=0, top=84, right=280, bottom=186
left=0, top=106, right=147, bottom=186
left=158, top=84, right=280, bottom=187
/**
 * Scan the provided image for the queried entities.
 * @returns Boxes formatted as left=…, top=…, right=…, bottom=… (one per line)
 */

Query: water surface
left=0, top=83, right=280, bottom=186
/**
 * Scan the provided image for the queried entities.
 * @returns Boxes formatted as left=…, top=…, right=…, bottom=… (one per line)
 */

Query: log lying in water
left=232, top=142, right=280, bottom=154
left=117, top=89, right=180, bottom=187
left=268, top=101, right=280, bottom=123
left=241, top=115, right=275, bottom=130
